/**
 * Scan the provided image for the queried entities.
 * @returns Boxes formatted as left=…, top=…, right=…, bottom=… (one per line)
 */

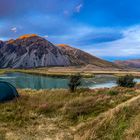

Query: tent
left=0, top=81, right=19, bottom=102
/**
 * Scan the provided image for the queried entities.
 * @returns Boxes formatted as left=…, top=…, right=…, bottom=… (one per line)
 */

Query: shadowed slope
left=57, top=44, right=118, bottom=69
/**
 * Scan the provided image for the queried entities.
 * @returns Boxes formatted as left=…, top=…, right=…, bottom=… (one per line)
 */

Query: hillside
left=115, top=59, right=140, bottom=68
left=57, top=44, right=118, bottom=69
left=0, top=34, right=118, bottom=68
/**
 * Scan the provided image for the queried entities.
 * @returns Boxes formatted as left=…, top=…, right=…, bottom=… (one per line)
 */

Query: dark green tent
left=0, top=81, right=19, bottom=102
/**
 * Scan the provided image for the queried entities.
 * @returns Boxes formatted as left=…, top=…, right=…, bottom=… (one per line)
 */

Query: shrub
left=105, top=89, right=119, bottom=95
left=117, top=75, right=136, bottom=88
left=68, top=73, right=82, bottom=92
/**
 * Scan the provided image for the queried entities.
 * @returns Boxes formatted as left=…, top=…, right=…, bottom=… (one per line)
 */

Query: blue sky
left=1, top=0, right=140, bottom=61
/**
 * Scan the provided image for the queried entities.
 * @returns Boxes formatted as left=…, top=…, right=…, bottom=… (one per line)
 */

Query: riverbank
left=0, top=87, right=140, bottom=139
left=1, top=67, right=140, bottom=78
left=0, top=68, right=94, bottom=78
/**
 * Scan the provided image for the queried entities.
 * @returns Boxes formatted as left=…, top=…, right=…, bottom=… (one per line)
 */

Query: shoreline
left=1, top=67, right=140, bottom=78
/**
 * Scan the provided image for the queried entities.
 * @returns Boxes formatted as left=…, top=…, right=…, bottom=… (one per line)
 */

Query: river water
left=0, top=73, right=140, bottom=90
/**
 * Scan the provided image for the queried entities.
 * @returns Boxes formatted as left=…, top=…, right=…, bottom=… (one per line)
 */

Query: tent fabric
left=0, top=81, right=19, bottom=102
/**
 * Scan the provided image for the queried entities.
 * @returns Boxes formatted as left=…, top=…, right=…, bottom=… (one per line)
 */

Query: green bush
left=68, top=73, right=82, bottom=92
left=105, top=89, right=119, bottom=95
left=117, top=75, right=136, bottom=88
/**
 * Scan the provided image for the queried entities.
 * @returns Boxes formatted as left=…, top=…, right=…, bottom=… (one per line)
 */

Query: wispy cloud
left=84, top=26, right=140, bottom=60
left=75, top=4, right=83, bottom=13
left=11, top=27, right=17, bottom=33
left=47, top=24, right=140, bottom=60
left=49, top=25, right=122, bottom=47
left=44, top=35, right=49, bottom=38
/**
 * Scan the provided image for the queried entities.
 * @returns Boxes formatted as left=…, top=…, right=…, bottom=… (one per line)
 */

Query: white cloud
left=49, top=25, right=121, bottom=47
left=11, top=27, right=17, bottom=33
left=85, top=26, right=140, bottom=58
left=75, top=4, right=83, bottom=13
left=44, top=35, right=49, bottom=38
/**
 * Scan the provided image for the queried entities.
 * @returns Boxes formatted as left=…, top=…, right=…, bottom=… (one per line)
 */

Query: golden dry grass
left=0, top=87, right=139, bottom=139
left=123, top=113, right=140, bottom=140
left=1, top=67, right=140, bottom=77
left=75, top=90, right=140, bottom=140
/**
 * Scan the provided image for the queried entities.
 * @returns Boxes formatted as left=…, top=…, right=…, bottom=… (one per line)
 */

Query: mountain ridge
left=57, top=44, right=118, bottom=68
left=114, top=59, right=140, bottom=68
left=0, top=34, right=118, bottom=69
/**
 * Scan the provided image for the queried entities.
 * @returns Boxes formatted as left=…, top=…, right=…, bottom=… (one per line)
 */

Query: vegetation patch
left=0, top=87, right=139, bottom=139
left=117, top=74, right=136, bottom=88
left=76, top=94, right=140, bottom=140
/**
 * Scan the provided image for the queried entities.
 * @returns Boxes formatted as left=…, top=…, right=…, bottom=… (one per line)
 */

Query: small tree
left=117, top=74, right=136, bottom=88
left=68, top=73, right=82, bottom=92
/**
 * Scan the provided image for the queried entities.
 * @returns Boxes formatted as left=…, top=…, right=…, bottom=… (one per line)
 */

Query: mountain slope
left=0, top=35, right=70, bottom=68
left=115, top=59, right=140, bottom=68
left=0, top=34, right=117, bottom=68
left=57, top=44, right=117, bottom=68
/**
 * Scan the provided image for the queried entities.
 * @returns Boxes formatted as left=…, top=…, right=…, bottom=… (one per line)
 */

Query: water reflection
left=0, top=73, right=139, bottom=90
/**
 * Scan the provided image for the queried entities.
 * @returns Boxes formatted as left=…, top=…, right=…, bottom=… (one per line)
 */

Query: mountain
left=114, top=59, right=140, bottom=68
left=0, top=34, right=118, bottom=68
left=57, top=44, right=117, bottom=68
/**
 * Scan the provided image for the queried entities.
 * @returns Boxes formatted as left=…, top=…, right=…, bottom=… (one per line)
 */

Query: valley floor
left=1, top=67, right=140, bottom=77
left=0, top=87, right=140, bottom=140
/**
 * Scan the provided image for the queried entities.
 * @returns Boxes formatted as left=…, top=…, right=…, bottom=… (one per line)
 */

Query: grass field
left=1, top=67, right=140, bottom=78
left=0, top=87, right=140, bottom=140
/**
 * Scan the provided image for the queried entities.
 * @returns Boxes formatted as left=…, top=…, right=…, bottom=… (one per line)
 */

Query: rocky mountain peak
left=57, top=44, right=74, bottom=51
left=0, top=34, right=118, bottom=69
left=18, top=34, right=39, bottom=39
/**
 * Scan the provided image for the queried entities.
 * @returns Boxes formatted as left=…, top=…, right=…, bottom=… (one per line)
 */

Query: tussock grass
left=0, top=87, right=139, bottom=139
left=123, top=113, right=140, bottom=140
left=76, top=91, right=140, bottom=140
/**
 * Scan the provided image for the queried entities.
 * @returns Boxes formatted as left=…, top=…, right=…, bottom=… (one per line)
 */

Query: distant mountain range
left=115, top=59, right=140, bottom=68
left=0, top=34, right=118, bottom=68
